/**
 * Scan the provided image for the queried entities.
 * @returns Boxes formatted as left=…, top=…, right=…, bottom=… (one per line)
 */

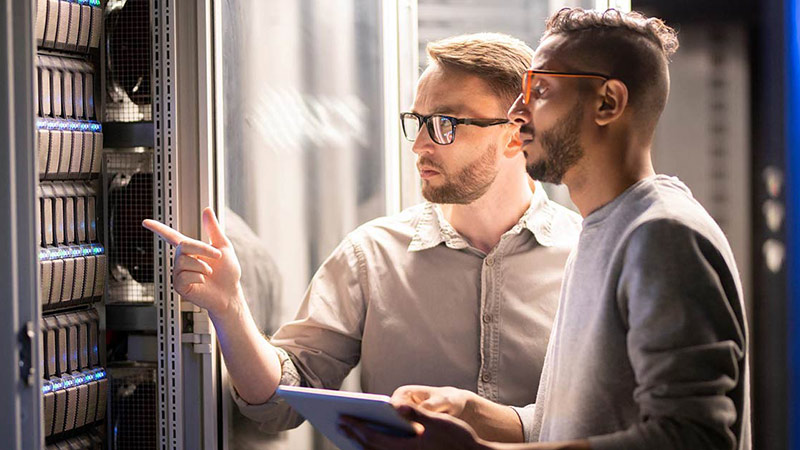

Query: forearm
left=210, top=284, right=283, bottom=404
left=460, top=392, right=524, bottom=443
left=461, top=398, right=588, bottom=449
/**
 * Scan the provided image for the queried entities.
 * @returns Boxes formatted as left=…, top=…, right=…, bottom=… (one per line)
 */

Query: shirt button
left=482, top=313, right=493, bottom=323
left=485, top=257, right=494, bottom=266
left=481, top=373, right=491, bottom=382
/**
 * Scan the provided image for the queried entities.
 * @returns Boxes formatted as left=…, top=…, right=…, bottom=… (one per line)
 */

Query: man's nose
left=507, top=94, right=531, bottom=126
left=411, top=126, right=435, bottom=155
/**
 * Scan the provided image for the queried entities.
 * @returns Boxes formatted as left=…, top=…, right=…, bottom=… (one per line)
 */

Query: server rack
left=2, top=0, right=221, bottom=448
left=3, top=0, right=417, bottom=447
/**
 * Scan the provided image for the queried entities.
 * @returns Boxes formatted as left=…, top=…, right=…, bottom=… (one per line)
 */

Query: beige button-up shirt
left=234, top=183, right=582, bottom=431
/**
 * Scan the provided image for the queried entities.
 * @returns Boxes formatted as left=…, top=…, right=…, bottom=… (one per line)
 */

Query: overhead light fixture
left=594, top=0, right=631, bottom=12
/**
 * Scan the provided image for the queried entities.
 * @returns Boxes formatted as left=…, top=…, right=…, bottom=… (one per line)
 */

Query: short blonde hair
left=426, top=33, right=533, bottom=107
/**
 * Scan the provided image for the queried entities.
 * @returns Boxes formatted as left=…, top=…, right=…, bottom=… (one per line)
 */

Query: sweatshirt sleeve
left=511, top=404, right=537, bottom=441
left=589, top=219, right=749, bottom=450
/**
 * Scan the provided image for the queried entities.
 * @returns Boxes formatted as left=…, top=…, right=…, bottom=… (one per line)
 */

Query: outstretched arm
left=143, top=207, right=282, bottom=404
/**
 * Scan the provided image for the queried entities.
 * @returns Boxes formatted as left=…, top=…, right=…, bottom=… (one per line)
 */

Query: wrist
left=459, top=389, right=483, bottom=422
left=209, top=283, right=246, bottom=323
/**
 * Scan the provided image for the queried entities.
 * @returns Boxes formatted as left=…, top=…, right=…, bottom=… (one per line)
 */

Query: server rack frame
left=151, top=0, right=185, bottom=446
left=154, top=0, right=221, bottom=448
left=0, top=0, right=43, bottom=448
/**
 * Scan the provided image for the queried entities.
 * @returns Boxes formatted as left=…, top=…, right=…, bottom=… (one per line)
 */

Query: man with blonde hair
left=144, top=32, right=581, bottom=438
left=341, top=8, right=751, bottom=450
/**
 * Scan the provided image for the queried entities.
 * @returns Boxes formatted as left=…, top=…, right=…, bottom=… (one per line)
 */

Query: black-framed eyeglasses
left=522, top=69, right=610, bottom=104
left=400, top=112, right=509, bottom=146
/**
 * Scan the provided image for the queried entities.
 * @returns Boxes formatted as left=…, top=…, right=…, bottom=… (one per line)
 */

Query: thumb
left=391, top=387, right=429, bottom=407
left=203, top=207, right=230, bottom=248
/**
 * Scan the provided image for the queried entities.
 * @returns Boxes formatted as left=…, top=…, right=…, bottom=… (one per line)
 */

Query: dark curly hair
left=544, top=8, right=679, bottom=59
left=542, top=8, right=679, bottom=129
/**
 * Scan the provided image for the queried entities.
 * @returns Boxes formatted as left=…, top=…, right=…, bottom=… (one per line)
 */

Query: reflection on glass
left=220, top=1, right=386, bottom=449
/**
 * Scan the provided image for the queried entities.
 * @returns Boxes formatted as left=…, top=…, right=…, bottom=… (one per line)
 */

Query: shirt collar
left=408, top=181, right=570, bottom=252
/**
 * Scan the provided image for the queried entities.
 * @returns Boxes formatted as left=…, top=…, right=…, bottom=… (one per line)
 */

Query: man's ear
left=595, top=79, right=628, bottom=126
left=503, top=126, right=524, bottom=158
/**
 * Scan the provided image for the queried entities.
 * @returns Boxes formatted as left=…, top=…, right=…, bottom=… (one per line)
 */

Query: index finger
left=142, top=219, right=188, bottom=247
left=177, top=239, right=223, bottom=259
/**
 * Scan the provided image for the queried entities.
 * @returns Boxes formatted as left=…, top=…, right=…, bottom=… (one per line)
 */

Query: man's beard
left=525, top=101, right=585, bottom=184
left=420, top=143, right=499, bottom=204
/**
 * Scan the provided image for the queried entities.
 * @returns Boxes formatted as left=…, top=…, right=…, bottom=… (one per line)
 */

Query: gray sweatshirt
left=521, top=175, right=751, bottom=449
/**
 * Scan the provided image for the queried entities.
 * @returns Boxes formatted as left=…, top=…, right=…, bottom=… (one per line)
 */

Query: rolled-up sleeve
left=232, top=234, right=369, bottom=431
left=231, top=346, right=306, bottom=430
left=590, top=219, right=749, bottom=450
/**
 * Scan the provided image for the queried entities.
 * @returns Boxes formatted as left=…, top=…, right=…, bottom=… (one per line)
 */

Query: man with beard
left=142, top=33, right=581, bottom=439
left=340, top=8, right=751, bottom=450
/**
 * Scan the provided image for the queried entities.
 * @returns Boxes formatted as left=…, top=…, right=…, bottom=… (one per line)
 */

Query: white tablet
left=276, top=385, right=416, bottom=449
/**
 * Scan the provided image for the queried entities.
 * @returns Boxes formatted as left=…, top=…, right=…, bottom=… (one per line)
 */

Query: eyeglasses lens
left=401, top=114, right=421, bottom=141
left=431, top=115, right=454, bottom=145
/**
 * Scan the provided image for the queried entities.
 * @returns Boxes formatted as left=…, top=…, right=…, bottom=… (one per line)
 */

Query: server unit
left=33, top=0, right=109, bottom=447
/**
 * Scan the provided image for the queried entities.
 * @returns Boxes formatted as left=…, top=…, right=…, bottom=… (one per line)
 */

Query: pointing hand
left=142, top=207, right=243, bottom=317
